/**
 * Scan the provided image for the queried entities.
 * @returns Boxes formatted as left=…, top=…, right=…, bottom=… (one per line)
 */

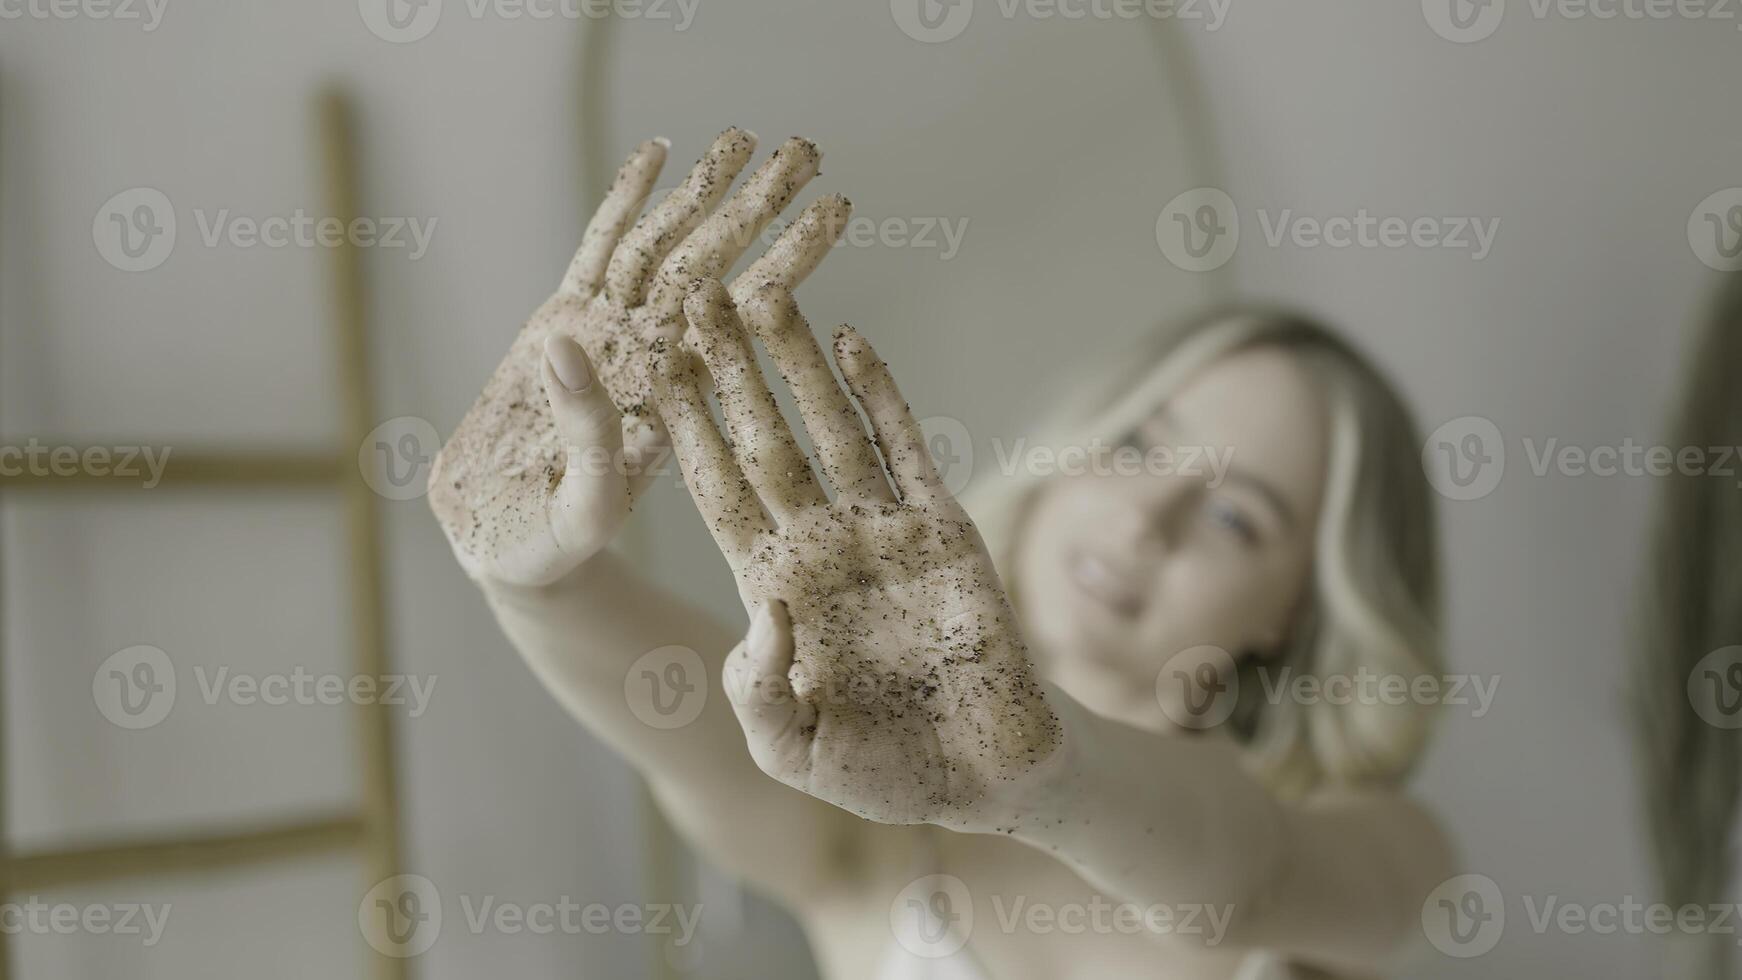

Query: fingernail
left=748, top=601, right=773, bottom=647
left=545, top=335, right=592, bottom=392
left=833, top=325, right=867, bottom=364
left=652, top=136, right=672, bottom=149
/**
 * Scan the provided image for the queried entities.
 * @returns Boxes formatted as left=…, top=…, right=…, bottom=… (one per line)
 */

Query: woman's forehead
left=1157, top=348, right=1330, bottom=522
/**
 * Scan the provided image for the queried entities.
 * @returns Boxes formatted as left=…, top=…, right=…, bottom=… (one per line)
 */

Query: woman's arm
left=481, top=554, right=872, bottom=905
left=651, top=276, right=1452, bottom=970
left=988, top=686, right=1453, bottom=973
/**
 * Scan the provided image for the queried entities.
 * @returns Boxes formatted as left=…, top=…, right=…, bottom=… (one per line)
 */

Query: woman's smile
left=1066, top=546, right=1146, bottom=620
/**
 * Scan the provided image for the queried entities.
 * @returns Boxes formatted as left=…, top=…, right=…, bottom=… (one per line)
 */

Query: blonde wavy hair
left=965, top=307, right=1443, bottom=798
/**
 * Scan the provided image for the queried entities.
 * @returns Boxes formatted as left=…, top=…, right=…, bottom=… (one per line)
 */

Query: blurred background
left=1, top=0, right=1738, bottom=977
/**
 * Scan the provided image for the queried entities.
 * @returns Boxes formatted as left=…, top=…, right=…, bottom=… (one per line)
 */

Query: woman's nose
left=1123, top=472, right=1197, bottom=549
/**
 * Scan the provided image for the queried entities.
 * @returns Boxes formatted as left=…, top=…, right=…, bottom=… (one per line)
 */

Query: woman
left=429, top=130, right=1453, bottom=979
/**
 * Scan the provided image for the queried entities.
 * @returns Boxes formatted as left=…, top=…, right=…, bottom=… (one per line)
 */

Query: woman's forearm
left=480, top=548, right=738, bottom=763
left=1003, top=686, right=1285, bottom=919
left=996, top=685, right=1447, bottom=969
left=478, top=550, right=868, bottom=901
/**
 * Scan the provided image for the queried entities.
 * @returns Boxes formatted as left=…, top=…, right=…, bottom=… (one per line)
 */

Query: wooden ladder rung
left=4, top=813, right=369, bottom=892
left=0, top=449, right=344, bottom=491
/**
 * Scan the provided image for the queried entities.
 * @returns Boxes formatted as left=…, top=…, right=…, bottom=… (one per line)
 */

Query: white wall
left=0, top=2, right=1210, bottom=977
left=1183, top=4, right=1740, bottom=977
left=3, top=1, right=1731, bottom=977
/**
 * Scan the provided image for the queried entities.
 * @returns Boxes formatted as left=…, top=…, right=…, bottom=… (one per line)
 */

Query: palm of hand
left=734, top=502, right=1060, bottom=827
left=429, top=291, right=663, bottom=580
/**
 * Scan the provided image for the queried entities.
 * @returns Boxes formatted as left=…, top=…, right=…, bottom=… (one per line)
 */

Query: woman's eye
left=1205, top=498, right=1260, bottom=546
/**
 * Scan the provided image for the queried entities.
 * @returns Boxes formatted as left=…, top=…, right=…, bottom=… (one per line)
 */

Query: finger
left=651, top=341, right=771, bottom=563
left=560, top=138, right=668, bottom=298
left=605, top=128, right=757, bottom=308
left=621, top=415, right=670, bottom=501
left=723, top=600, right=816, bottom=776
left=648, top=137, right=824, bottom=319
left=833, top=326, right=951, bottom=507
left=541, top=336, right=630, bottom=556
left=683, top=279, right=826, bottom=519
left=727, top=193, right=853, bottom=310
left=738, top=284, right=894, bottom=505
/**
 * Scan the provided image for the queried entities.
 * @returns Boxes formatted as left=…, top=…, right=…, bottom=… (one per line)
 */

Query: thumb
left=724, top=600, right=816, bottom=777
left=541, top=334, right=629, bottom=555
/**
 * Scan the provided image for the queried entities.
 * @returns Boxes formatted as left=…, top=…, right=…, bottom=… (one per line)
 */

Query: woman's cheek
left=1151, top=564, right=1246, bottom=651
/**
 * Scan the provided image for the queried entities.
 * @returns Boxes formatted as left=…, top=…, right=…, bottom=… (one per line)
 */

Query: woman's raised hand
left=429, top=130, right=851, bottom=587
left=655, top=278, right=1062, bottom=830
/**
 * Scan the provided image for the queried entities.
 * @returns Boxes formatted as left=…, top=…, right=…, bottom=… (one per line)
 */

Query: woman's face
left=1013, top=346, right=1331, bottom=733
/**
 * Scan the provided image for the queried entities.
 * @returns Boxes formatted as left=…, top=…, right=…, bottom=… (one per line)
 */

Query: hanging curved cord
left=0, top=58, right=12, bottom=980
left=1151, top=17, right=1236, bottom=304
left=574, top=19, right=690, bottom=980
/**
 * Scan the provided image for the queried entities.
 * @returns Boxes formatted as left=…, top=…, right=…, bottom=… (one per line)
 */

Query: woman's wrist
left=476, top=546, right=627, bottom=610
left=965, top=680, right=1096, bottom=838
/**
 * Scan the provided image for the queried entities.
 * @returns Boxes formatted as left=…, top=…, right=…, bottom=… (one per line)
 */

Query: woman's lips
left=1067, top=549, right=1144, bottom=619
